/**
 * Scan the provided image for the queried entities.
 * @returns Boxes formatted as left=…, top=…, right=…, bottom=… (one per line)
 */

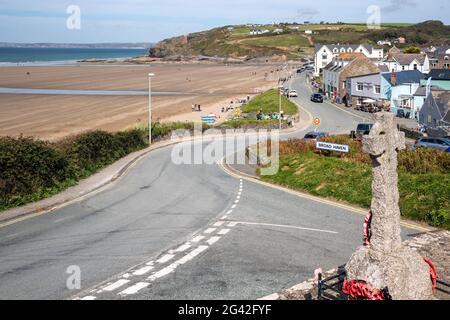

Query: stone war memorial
left=345, top=112, right=434, bottom=300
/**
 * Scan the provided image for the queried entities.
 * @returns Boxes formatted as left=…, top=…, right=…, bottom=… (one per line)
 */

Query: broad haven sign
left=316, top=141, right=349, bottom=153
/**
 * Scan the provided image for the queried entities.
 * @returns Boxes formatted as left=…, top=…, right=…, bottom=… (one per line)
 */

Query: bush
left=425, top=209, right=449, bottom=227
left=0, top=136, right=71, bottom=207
left=398, top=148, right=450, bottom=174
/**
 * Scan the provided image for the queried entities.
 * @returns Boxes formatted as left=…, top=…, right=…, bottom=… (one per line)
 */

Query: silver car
left=414, top=137, right=450, bottom=152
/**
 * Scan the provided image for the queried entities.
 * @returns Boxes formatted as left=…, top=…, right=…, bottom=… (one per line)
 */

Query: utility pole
left=148, top=73, right=155, bottom=145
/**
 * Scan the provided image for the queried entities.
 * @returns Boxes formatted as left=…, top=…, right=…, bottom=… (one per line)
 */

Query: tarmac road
left=0, top=72, right=420, bottom=300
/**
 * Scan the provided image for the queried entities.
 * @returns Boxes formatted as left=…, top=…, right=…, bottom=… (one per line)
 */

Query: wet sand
left=0, top=63, right=280, bottom=140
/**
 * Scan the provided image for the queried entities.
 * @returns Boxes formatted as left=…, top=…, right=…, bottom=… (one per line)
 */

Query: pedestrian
left=198, top=104, right=201, bottom=112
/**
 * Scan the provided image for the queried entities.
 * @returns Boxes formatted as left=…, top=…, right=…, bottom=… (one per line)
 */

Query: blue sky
left=0, top=0, right=448, bottom=43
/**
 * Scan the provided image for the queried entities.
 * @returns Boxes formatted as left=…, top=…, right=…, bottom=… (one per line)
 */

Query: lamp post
left=148, top=73, right=155, bottom=145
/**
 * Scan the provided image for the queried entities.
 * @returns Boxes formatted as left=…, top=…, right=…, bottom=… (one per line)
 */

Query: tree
left=403, top=46, right=421, bottom=54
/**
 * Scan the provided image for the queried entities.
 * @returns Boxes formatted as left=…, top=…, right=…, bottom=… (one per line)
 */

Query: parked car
left=414, top=137, right=450, bottom=152
left=289, top=90, right=298, bottom=97
left=353, top=123, right=374, bottom=141
left=310, top=93, right=323, bottom=103
left=303, top=131, right=329, bottom=141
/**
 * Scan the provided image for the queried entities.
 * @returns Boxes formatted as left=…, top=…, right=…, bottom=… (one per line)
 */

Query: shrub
left=425, top=209, right=449, bottom=227
left=0, top=136, right=71, bottom=206
left=398, top=148, right=450, bottom=174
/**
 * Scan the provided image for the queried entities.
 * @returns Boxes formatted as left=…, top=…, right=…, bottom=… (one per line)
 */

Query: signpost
left=316, top=141, right=349, bottom=153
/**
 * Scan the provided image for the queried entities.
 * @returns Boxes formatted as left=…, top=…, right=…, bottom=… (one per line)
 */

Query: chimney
left=390, top=72, right=397, bottom=86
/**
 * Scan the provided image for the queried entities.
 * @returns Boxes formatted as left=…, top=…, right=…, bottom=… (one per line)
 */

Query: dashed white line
left=119, top=282, right=150, bottom=296
left=174, top=243, right=191, bottom=253
left=157, top=254, right=175, bottom=264
left=213, top=221, right=225, bottom=227
left=204, top=228, right=216, bottom=234
left=218, top=228, right=230, bottom=235
left=226, top=210, right=233, bottom=214
left=191, top=235, right=205, bottom=243
left=231, top=204, right=237, bottom=209
left=132, top=265, right=154, bottom=276
left=80, top=296, right=96, bottom=300
left=221, top=215, right=229, bottom=220
left=102, top=279, right=130, bottom=292
left=148, top=265, right=176, bottom=281
left=228, top=222, right=238, bottom=227
left=206, top=236, right=221, bottom=245
left=174, top=245, right=209, bottom=266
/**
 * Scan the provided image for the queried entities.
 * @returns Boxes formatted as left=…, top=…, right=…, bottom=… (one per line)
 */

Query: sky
left=0, top=0, right=448, bottom=43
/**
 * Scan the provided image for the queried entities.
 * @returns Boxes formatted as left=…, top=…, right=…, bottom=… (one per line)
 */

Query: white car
left=288, top=90, right=298, bottom=97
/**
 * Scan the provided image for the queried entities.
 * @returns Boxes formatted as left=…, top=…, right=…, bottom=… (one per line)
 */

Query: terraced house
left=314, top=44, right=384, bottom=76
left=380, top=53, right=430, bottom=73
left=322, top=53, right=381, bottom=104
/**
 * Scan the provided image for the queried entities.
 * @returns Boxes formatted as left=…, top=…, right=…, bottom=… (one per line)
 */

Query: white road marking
left=218, top=229, right=230, bottom=235
left=102, top=279, right=130, bottom=292
left=206, top=236, right=221, bottom=245
left=221, top=215, right=229, bottom=220
left=132, top=265, right=154, bottom=276
left=228, top=222, right=238, bottom=227
left=231, top=204, right=237, bottom=209
left=213, top=221, right=225, bottom=227
left=175, top=243, right=191, bottom=253
left=119, top=282, right=150, bottom=295
left=236, top=195, right=241, bottom=199
left=122, top=273, right=131, bottom=278
left=204, top=228, right=216, bottom=234
left=191, top=235, right=205, bottom=243
left=145, top=261, right=154, bottom=266
left=157, top=254, right=175, bottom=264
left=174, top=245, right=209, bottom=265
left=80, top=296, right=96, bottom=300
left=234, top=221, right=338, bottom=234
left=148, top=265, right=176, bottom=281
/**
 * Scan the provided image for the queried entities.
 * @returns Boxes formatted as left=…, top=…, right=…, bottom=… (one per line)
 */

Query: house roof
left=345, top=72, right=381, bottom=80
left=315, top=44, right=374, bottom=54
left=336, top=52, right=365, bottom=60
left=381, top=70, right=425, bottom=86
left=414, top=85, right=446, bottom=96
left=391, top=53, right=427, bottom=65
left=433, top=91, right=450, bottom=123
left=426, top=69, right=450, bottom=81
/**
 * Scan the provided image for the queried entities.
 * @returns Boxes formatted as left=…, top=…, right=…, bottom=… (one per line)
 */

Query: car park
left=310, top=93, right=323, bottom=103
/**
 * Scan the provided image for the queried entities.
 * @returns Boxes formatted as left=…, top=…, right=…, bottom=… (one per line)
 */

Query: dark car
left=414, top=137, right=450, bottom=152
left=303, top=131, right=329, bottom=141
left=311, top=93, right=323, bottom=103
left=354, top=123, right=374, bottom=141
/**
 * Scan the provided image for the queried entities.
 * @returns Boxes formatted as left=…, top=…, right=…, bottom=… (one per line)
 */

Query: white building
left=305, top=30, right=313, bottom=35
left=314, top=44, right=384, bottom=76
left=380, top=53, right=430, bottom=74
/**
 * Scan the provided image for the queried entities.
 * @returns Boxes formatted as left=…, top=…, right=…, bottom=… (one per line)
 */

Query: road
left=0, top=72, right=420, bottom=300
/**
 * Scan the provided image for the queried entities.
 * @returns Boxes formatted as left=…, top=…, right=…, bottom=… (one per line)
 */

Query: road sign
left=314, top=117, right=321, bottom=126
left=316, top=141, right=349, bottom=153
left=201, top=115, right=216, bottom=124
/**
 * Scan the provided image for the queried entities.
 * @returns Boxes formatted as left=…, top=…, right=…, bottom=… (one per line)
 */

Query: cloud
left=296, top=7, right=320, bottom=20
left=382, top=0, right=417, bottom=12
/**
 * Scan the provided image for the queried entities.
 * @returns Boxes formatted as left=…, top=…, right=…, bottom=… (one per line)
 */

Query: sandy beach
left=0, top=62, right=281, bottom=140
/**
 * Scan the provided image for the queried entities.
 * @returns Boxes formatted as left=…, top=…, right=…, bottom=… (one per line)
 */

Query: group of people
left=191, top=104, right=202, bottom=112
left=257, top=110, right=285, bottom=121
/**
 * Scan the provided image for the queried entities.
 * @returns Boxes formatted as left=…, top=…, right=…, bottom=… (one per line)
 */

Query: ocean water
left=0, top=47, right=148, bottom=65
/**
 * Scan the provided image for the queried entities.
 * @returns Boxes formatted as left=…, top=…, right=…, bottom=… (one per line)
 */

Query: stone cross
left=362, top=112, right=405, bottom=254
left=345, top=111, right=433, bottom=300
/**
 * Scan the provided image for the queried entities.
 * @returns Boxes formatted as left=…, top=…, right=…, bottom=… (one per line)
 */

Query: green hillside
left=148, top=21, right=450, bottom=60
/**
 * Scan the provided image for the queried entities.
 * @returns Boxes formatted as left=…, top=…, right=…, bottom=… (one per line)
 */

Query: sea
left=0, top=47, right=148, bottom=66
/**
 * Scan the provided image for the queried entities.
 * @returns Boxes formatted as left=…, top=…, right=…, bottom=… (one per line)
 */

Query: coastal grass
left=259, top=137, right=450, bottom=229
left=241, top=89, right=298, bottom=116
left=241, top=34, right=311, bottom=49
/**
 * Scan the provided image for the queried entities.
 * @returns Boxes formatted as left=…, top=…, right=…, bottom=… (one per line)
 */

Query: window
left=341, top=48, right=346, bottom=53
left=342, top=81, right=346, bottom=90
left=402, top=66, right=405, bottom=71
left=348, top=48, right=353, bottom=53
left=322, top=54, right=328, bottom=60
left=413, top=64, right=418, bottom=70
left=333, top=48, right=338, bottom=53
left=356, top=83, right=363, bottom=91
left=357, top=97, right=364, bottom=106
left=374, top=85, right=381, bottom=94
left=427, top=115, right=432, bottom=124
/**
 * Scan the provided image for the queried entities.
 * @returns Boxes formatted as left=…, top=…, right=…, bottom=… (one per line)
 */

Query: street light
left=148, top=73, right=155, bottom=145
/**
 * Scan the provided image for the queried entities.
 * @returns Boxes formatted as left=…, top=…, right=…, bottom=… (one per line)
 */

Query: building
left=346, top=72, right=382, bottom=108
left=419, top=90, right=450, bottom=133
left=426, top=46, right=450, bottom=70
left=305, top=30, right=313, bottom=35
left=377, top=40, right=392, bottom=46
left=380, top=53, right=430, bottom=73
left=323, top=53, right=380, bottom=104
left=421, top=69, right=450, bottom=90
left=381, top=70, right=425, bottom=119
left=398, top=37, right=406, bottom=44
left=314, top=44, right=384, bottom=76
left=249, top=29, right=270, bottom=36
